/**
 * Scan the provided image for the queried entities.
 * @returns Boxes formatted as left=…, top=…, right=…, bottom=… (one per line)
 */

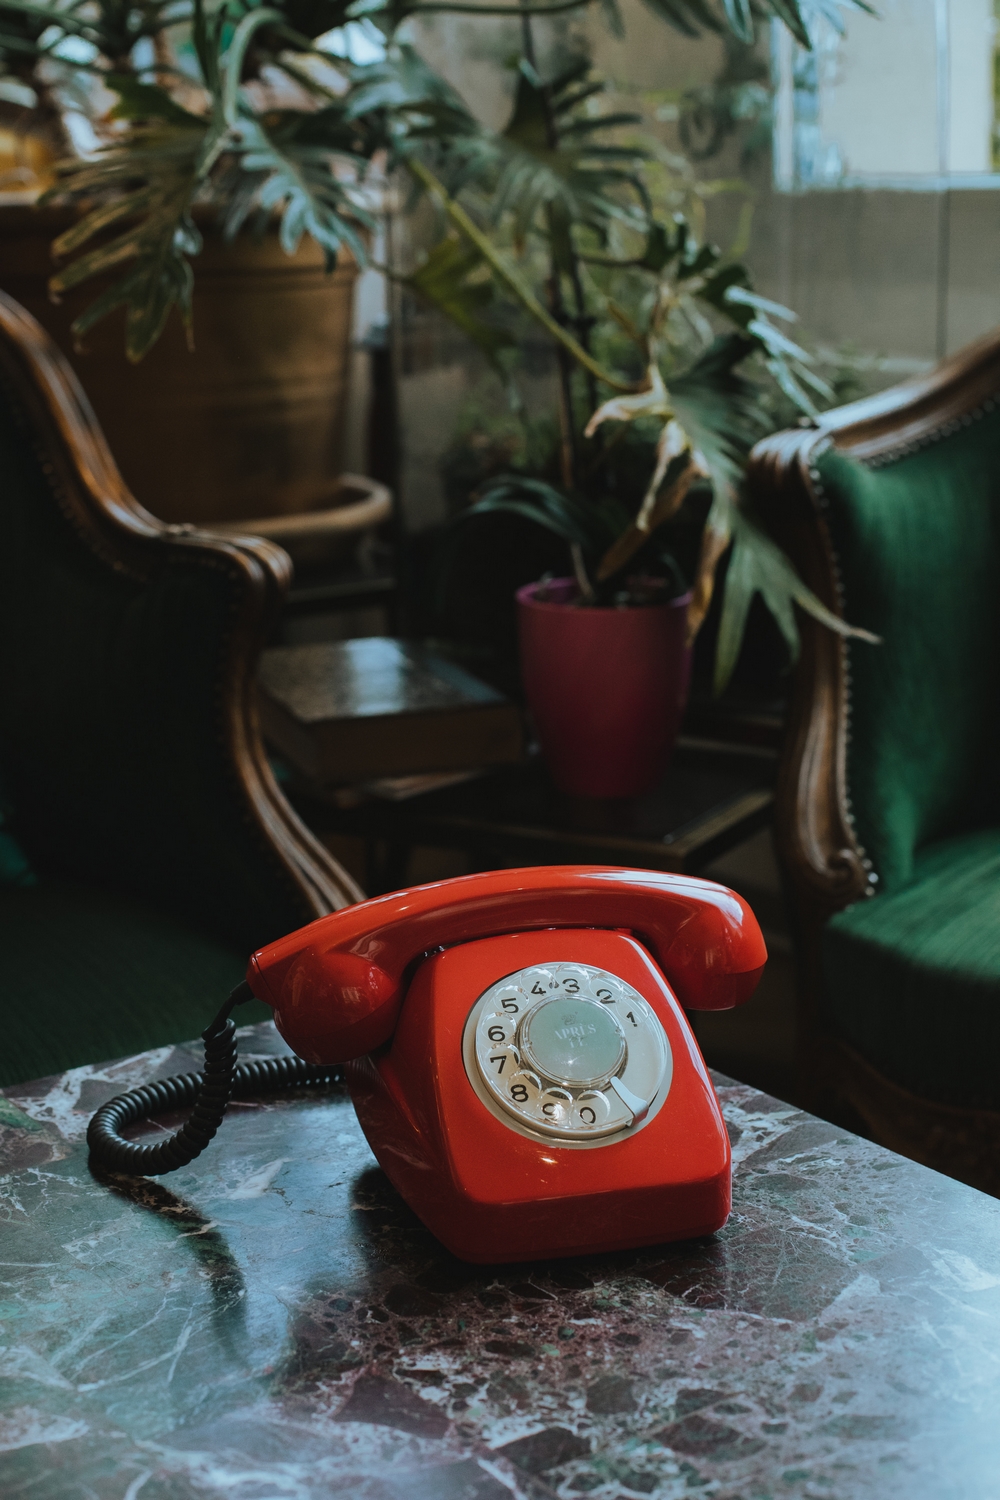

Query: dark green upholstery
left=818, top=437, right=1000, bottom=897
left=823, top=829, right=1000, bottom=1108
left=0, top=880, right=270, bottom=1086
left=0, top=336, right=312, bottom=1087
left=813, top=423, right=1000, bottom=1107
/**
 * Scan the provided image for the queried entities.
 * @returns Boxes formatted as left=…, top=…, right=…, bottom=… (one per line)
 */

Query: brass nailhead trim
left=806, top=438, right=876, bottom=896
left=864, top=390, right=1000, bottom=469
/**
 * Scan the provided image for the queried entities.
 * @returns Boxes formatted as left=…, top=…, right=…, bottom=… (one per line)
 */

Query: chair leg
left=828, top=1039, right=1000, bottom=1196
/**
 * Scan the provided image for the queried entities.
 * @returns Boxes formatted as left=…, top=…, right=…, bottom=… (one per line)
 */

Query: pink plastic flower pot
left=516, top=579, right=693, bottom=798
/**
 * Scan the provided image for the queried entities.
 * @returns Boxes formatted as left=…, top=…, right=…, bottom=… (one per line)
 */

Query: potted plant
left=0, top=0, right=873, bottom=767
left=384, top=1, right=877, bottom=796
left=0, top=0, right=380, bottom=522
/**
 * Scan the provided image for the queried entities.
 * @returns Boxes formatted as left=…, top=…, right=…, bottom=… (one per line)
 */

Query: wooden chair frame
left=747, top=328, right=1000, bottom=1193
left=0, top=291, right=363, bottom=928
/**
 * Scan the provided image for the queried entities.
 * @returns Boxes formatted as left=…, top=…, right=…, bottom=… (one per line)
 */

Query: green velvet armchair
left=0, top=292, right=362, bottom=1088
left=749, top=329, right=1000, bottom=1193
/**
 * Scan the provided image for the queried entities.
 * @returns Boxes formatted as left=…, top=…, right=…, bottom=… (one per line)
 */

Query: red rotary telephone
left=245, top=865, right=766, bottom=1263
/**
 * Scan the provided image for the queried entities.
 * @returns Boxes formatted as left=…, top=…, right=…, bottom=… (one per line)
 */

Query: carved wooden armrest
left=748, top=327, right=1000, bottom=930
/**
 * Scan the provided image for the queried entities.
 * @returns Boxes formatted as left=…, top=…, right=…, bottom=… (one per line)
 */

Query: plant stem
left=595, top=455, right=700, bottom=581
left=406, top=158, right=641, bottom=395
left=570, top=541, right=595, bottom=601
left=521, top=18, right=571, bottom=470
left=553, top=342, right=577, bottom=487
left=544, top=216, right=578, bottom=487
left=519, top=4, right=539, bottom=62
left=567, top=254, right=598, bottom=417
left=526, top=10, right=610, bottom=482
left=519, top=8, right=577, bottom=486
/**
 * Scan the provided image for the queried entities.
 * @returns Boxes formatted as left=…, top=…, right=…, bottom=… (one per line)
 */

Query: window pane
left=773, top=0, right=997, bottom=189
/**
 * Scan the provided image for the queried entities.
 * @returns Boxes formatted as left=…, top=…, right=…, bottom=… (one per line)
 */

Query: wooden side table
left=288, top=737, right=775, bottom=893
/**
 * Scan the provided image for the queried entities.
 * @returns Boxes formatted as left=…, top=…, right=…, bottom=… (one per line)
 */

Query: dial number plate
left=465, top=962, right=671, bottom=1143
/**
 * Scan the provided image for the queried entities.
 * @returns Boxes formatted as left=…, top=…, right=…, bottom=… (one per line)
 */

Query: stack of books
left=257, top=636, right=523, bottom=788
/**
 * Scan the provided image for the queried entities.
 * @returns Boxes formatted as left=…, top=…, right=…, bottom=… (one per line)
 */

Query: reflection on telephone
left=89, top=866, right=766, bottom=1263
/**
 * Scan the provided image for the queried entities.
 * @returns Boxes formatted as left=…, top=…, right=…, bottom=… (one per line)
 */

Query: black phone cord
left=86, top=982, right=342, bottom=1177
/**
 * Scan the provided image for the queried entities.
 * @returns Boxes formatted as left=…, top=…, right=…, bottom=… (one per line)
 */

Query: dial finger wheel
left=465, top=961, right=671, bottom=1144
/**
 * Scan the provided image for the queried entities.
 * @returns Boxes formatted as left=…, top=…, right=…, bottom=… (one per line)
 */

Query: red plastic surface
left=346, top=928, right=731, bottom=1262
left=247, top=866, right=767, bottom=1065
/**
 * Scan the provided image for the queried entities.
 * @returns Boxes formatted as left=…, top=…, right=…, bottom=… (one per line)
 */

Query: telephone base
left=345, top=928, right=733, bottom=1264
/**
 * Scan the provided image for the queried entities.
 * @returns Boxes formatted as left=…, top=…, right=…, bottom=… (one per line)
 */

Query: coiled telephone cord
left=86, top=982, right=342, bottom=1176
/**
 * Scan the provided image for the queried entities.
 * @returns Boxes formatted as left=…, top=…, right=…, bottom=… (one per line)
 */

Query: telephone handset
left=89, top=866, right=765, bottom=1263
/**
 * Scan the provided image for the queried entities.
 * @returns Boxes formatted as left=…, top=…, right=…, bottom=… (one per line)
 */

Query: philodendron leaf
left=50, top=229, right=148, bottom=294
left=698, top=271, right=833, bottom=418
left=406, top=234, right=515, bottom=366
left=633, top=0, right=873, bottom=62
left=106, top=76, right=206, bottom=128
left=637, top=0, right=720, bottom=39
left=51, top=191, right=156, bottom=262
left=713, top=529, right=758, bottom=691
left=639, top=220, right=676, bottom=273
left=714, top=509, right=880, bottom=693
left=669, top=333, right=763, bottom=492
left=124, top=249, right=196, bottom=362
left=755, top=0, right=811, bottom=46
left=346, top=43, right=472, bottom=128
left=222, top=7, right=283, bottom=127
left=476, top=59, right=647, bottom=248
left=721, top=0, right=754, bottom=42
left=464, top=476, right=615, bottom=558
left=598, top=0, right=626, bottom=38
left=724, top=283, right=798, bottom=322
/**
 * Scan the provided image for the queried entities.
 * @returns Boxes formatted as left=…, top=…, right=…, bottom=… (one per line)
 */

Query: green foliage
left=0, top=0, right=182, bottom=70
left=1, top=0, right=874, bottom=685
left=488, top=60, right=648, bottom=244
left=345, top=40, right=473, bottom=138
left=715, top=508, right=879, bottom=693
left=465, top=477, right=620, bottom=558
left=409, top=8, right=873, bottom=685
left=107, top=73, right=206, bottom=128
left=669, top=333, right=763, bottom=490
left=49, top=118, right=206, bottom=360
left=440, top=397, right=562, bottom=509
left=639, top=0, right=807, bottom=47
left=0, top=0, right=866, bottom=365
left=677, top=33, right=772, bottom=165
left=406, top=234, right=515, bottom=366
left=230, top=116, right=373, bottom=265
left=0, top=2, right=50, bottom=75
left=35, top=0, right=378, bottom=358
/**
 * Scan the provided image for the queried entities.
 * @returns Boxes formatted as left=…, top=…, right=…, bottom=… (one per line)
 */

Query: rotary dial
left=465, top=962, right=670, bottom=1142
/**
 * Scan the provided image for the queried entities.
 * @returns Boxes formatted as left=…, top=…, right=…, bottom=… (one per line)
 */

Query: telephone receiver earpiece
left=247, top=866, right=767, bottom=1065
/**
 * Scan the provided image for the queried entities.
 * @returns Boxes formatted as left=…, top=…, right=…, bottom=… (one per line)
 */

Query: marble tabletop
left=1, top=1022, right=999, bottom=1500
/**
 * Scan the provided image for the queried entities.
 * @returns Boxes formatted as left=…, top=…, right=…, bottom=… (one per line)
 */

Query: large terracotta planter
left=517, top=579, right=692, bottom=798
left=0, top=204, right=356, bottom=524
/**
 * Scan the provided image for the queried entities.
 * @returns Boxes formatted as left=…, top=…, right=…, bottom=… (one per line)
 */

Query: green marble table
left=2, top=1022, right=999, bottom=1499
